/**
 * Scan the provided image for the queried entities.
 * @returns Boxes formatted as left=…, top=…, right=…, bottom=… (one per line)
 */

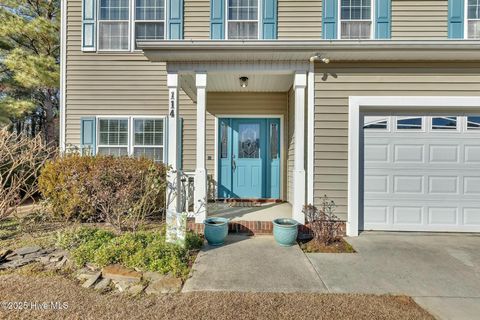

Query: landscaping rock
left=94, top=278, right=111, bottom=291
left=0, top=258, right=34, bottom=269
left=127, top=284, right=145, bottom=296
left=5, top=252, right=20, bottom=260
left=76, top=268, right=99, bottom=281
left=102, top=264, right=142, bottom=282
left=114, top=280, right=133, bottom=292
left=145, top=276, right=182, bottom=294
left=0, top=249, right=12, bottom=261
left=23, top=251, right=46, bottom=260
left=14, top=245, right=41, bottom=256
left=82, top=272, right=101, bottom=288
left=143, top=271, right=166, bottom=282
left=85, top=262, right=98, bottom=271
left=55, top=256, right=68, bottom=269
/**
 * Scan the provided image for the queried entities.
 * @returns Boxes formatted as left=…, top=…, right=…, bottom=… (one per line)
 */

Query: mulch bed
left=0, top=273, right=434, bottom=320
left=298, top=238, right=356, bottom=253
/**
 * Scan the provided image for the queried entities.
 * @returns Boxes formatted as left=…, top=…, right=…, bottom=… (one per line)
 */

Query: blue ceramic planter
left=204, top=217, right=229, bottom=246
left=273, top=218, right=299, bottom=247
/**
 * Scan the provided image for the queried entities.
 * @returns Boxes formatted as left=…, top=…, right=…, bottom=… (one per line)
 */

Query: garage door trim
left=347, top=96, right=480, bottom=236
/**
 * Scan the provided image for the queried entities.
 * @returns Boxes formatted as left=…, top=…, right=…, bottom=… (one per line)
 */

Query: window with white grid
left=98, top=118, right=129, bottom=156
left=133, top=118, right=165, bottom=163
left=468, top=0, right=480, bottom=39
left=340, top=0, right=372, bottom=39
left=227, top=0, right=259, bottom=40
left=135, top=0, right=165, bottom=48
left=98, top=0, right=130, bottom=50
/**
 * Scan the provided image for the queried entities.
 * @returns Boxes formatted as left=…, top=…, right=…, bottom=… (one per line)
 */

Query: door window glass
left=270, top=123, right=279, bottom=159
left=238, top=123, right=260, bottom=158
left=220, top=121, right=228, bottom=158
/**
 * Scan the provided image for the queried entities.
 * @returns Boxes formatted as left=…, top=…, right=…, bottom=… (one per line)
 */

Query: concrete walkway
left=183, top=234, right=326, bottom=292
left=306, top=232, right=480, bottom=320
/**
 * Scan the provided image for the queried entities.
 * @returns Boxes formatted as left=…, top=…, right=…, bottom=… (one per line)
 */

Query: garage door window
left=432, top=117, right=457, bottom=130
left=396, top=117, right=422, bottom=130
left=467, top=116, right=480, bottom=130
left=363, top=116, right=388, bottom=130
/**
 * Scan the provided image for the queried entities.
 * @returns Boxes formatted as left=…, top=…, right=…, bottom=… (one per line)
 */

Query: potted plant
left=203, top=217, right=229, bottom=246
left=272, top=218, right=298, bottom=246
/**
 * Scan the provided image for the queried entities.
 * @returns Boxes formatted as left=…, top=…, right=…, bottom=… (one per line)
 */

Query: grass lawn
left=0, top=272, right=433, bottom=320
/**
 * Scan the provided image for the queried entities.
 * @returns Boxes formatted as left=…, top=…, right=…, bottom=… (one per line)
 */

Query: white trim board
left=347, top=96, right=480, bottom=236
left=60, top=0, right=67, bottom=151
left=214, top=114, right=285, bottom=201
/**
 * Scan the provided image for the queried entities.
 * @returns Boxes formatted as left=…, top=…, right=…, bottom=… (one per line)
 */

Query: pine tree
left=0, top=0, right=60, bottom=144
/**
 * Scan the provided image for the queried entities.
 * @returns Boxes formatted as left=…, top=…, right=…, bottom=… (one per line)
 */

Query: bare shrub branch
left=0, top=128, right=56, bottom=220
left=303, top=195, right=344, bottom=246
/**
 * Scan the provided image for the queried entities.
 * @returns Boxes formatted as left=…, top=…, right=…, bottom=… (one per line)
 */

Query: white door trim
left=214, top=114, right=285, bottom=200
left=348, top=96, right=480, bottom=236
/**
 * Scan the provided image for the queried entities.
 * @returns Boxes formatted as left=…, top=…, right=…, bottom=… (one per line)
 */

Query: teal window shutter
left=448, top=0, right=465, bottom=38
left=80, top=117, right=96, bottom=155
left=375, top=0, right=391, bottom=39
left=262, top=0, right=277, bottom=39
left=168, top=0, right=184, bottom=39
left=211, top=0, right=225, bottom=39
left=323, top=0, right=337, bottom=39
left=82, top=0, right=96, bottom=51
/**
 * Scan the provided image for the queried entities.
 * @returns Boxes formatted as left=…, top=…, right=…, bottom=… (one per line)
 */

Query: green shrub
left=57, top=227, right=203, bottom=278
left=39, top=155, right=168, bottom=231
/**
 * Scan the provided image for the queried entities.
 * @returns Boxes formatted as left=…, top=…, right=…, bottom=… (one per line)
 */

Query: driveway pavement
left=183, top=234, right=327, bottom=293
left=307, top=232, right=480, bottom=320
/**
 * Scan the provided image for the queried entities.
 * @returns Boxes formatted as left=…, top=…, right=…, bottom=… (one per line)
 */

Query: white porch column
left=293, top=72, right=307, bottom=224
left=166, top=73, right=181, bottom=214
left=194, top=73, right=208, bottom=223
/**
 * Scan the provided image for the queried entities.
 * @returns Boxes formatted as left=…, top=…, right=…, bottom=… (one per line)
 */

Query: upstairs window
left=227, top=0, right=259, bottom=40
left=99, top=0, right=130, bottom=50
left=135, top=0, right=165, bottom=48
left=468, top=0, right=480, bottom=39
left=340, top=0, right=372, bottom=39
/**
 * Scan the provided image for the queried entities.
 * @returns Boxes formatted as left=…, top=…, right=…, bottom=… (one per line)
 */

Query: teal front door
left=218, top=118, right=280, bottom=199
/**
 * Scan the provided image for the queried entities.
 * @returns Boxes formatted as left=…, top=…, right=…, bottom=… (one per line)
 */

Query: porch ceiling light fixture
left=239, top=76, right=249, bottom=88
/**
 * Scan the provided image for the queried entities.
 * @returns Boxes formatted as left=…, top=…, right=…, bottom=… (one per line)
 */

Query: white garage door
left=362, top=114, right=480, bottom=232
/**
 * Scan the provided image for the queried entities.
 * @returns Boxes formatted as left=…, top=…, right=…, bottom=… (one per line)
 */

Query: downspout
left=307, top=55, right=329, bottom=205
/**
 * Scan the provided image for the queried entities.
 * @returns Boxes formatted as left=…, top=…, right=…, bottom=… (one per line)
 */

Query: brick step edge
left=186, top=220, right=345, bottom=236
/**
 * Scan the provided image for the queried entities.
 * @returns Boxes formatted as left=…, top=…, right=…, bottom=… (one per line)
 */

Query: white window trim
left=132, top=116, right=167, bottom=162
left=95, top=116, right=167, bottom=162
left=337, top=0, right=375, bottom=40
left=348, top=96, right=480, bottom=237
left=133, top=0, right=167, bottom=51
left=97, top=0, right=169, bottom=53
left=225, top=0, right=262, bottom=40
left=97, top=0, right=131, bottom=52
left=465, top=0, right=480, bottom=39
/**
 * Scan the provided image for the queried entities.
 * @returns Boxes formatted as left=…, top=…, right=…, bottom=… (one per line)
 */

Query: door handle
left=232, top=158, right=236, bottom=172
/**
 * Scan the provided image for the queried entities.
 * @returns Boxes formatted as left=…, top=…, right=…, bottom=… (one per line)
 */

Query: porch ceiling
left=138, top=40, right=480, bottom=63
left=207, top=73, right=293, bottom=92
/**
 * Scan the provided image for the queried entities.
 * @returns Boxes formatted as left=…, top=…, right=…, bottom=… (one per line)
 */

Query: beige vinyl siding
left=391, top=0, right=448, bottom=39
left=184, top=0, right=210, bottom=40
left=65, top=0, right=196, bottom=170
left=206, top=92, right=288, bottom=199
left=314, top=62, right=480, bottom=220
left=278, top=0, right=322, bottom=39
left=287, top=88, right=295, bottom=204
